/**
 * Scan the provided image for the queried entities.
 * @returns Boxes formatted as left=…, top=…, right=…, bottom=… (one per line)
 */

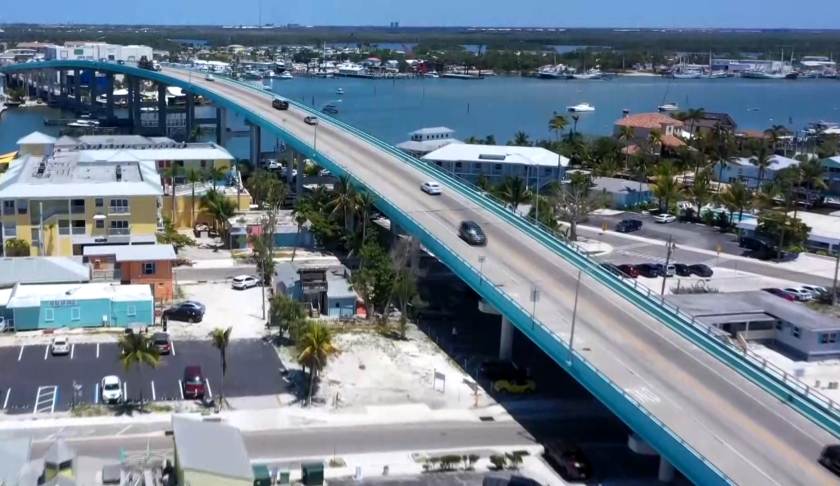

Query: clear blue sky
left=4, top=0, right=840, bottom=29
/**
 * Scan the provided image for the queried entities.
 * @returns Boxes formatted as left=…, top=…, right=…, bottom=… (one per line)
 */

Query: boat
left=262, top=84, right=273, bottom=91
left=709, top=70, right=731, bottom=79
left=572, top=69, right=603, bottom=80
left=274, top=60, right=287, bottom=73
left=243, top=70, right=263, bottom=80
left=785, top=72, right=799, bottom=80
left=741, top=70, right=786, bottom=80
left=441, top=73, right=484, bottom=80
left=566, top=102, right=595, bottom=113
left=424, top=71, right=439, bottom=78
left=336, top=88, right=344, bottom=95
left=537, top=65, right=565, bottom=79
left=263, top=71, right=276, bottom=78
left=67, top=119, right=100, bottom=128
left=671, top=70, right=703, bottom=79
left=821, top=70, right=838, bottom=79
left=322, top=103, right=339, bottom=114
left=278, top=71, right=293, bottom=80
left=658, top=103, right=679, bottom=112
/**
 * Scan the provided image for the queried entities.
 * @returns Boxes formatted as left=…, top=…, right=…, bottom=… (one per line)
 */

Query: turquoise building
left=0, top=282, right=153, bottom=331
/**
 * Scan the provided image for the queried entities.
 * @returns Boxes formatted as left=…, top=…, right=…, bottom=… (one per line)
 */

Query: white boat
left=671, top=70, right=703, bottom=79
left=572, top=69, right=603, bottom=80
left=658, top=103, right=679, bottom=112
left=278, top=71, right=293, bottom=80
left=336, top=62, right=368, bottom=77
left=263, top=71, right=276, bottom=78
left=538, top=65, right=565, bottom=79
left=262, top=84, right=273, bottom=91
left=566, top=102, right=595, bottom=113
left=741, top=70, right=785, bottom=79
left=709, top=70, right=730, bottom=79
left=336, top=88, right=344, bottom=95
left=424, top=71, right=439, bottom=78
left=243, top=70, right=263, bottom=79
left=274, top=60, right=287, bottom=73
left=68, top=119, right=99, bottom=128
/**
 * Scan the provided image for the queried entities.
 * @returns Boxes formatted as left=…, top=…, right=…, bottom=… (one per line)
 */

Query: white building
left=422, top=143, right=568, bottom=190
left=46, top=43, right=152, bottom=62
left=396, top=127, right=463, bottom=157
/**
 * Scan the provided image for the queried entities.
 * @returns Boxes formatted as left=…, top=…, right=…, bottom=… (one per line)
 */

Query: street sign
left=717, top=244, right=722, bottom=255
left=602, top=222, right=608, bottom=231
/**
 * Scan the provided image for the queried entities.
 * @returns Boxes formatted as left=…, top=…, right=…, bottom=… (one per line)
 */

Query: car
left=544, top=441, right=593, bottom=482
left=615, top=219, right=642, bottom=233
left=688, top=264, right=714, bottom=277
left=272, top=98, right=289, bottom=110
left=162, top=301, right=205, bottom=323
left=663, top=263, right=676, bottom=277
left=819, top=444, right=840, bottom=476
left=100, top=376, right=123, bottom=404
left=493, top=377, right=536, bottom=394
left=153, top=332, right=172, bottom=355
left=783, top=287, right=813, bottom=301
left=117, top=60, right=125, bottom=65
left=637, top=263, right=662, bottom=278
left=801, top=285, right=828, bottom=296
left=483, top=475, right=542, bottom=486
left=182, top=366, right=206, bottom=399
left=616, top=264, right=639, bottom=278
left=318, top=169, right=332, bottom=177
left=51, top=337, right=70, bottom=356
left=673, top=263, right=692, bottom=277
left=205, top=74, right=215, bottom=81
left=458, top=221, right=487, bottom=246
left=653, top=213, right=677, bottom=224
left=232, top=275, right=259, bottom=290
left=421, top=181, right=442, bottom=195
left=304, top=116, right=319, bottom=125
left=762, top=288, right=796, bottom=301
left=478, top=360, right=526, bottom=381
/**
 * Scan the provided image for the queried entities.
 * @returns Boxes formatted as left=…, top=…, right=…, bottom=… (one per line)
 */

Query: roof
left=172, top=416, right=253, bottom=480
left=615, top=113, right=684, bottom=129
left=396, top=139, right=462, bottom=153
left=16, top=132, right=57, bottom=145
left=0, top=257, right=90, bottom=287
left=84, top=244, right=176, bottom=262
left=0, top=437, right=31, bottom=483
left=694, top=112, right=737, bottom=129
left=44, top=477, right=77, bottom=486
left=422, top=144, right=567, bottom=168
left=660, top=134, right=686, bottom=148
left=275, top=261, right=302, bottom=289
left=327, top=268, right=357, bottom=300
left=589, top=177, right=650, bottom=194
left=409, top=127, right=455, bottom=136
left=666, top=291, right=840, bottom=332
left=44, top=438, right=75, bottom=465
left=736, top=129, right=767, bottom=139
left=725, top=155, right=800, bottom=172
left=7, top=282, right=153, bottom=309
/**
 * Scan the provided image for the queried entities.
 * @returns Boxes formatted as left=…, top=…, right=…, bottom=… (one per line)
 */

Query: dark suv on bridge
left=272, top=98, right=289, bottom=110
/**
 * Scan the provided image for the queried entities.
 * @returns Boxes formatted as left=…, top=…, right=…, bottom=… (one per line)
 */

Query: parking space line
left=70, top=344, right=75, bottom=359
left=124, top=382, right=128, bottom=401
left=170, top=341, right=176, bottom=356
left=43, top=346, right=49, bottom=360
left=206, top=379, right=212, bottom=398
left=18, top=345, right=24, bottom=361
left=178, top=380, right=184, bottom=400
left=2, top=388, right=10, bottom=409
left=34, top=386, right=58, bottom=414
left=151, top=381, right=156, bottom=401
left=96, top=343, right=100, bottom=359
left=116, top=425, right=133, bottom=436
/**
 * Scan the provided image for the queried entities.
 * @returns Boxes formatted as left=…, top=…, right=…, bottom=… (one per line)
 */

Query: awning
left=93, top=214, right=107, bottom=220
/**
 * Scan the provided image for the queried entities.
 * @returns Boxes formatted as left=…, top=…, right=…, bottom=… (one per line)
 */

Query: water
left=3, top=76, right=840, bottom=154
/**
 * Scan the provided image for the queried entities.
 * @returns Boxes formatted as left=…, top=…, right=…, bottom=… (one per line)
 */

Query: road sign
left=717, top=244, right=722, bottom=254
left=602, top=222, right=608, bottom=231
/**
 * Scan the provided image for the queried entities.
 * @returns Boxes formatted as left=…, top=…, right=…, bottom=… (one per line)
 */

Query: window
left=792, top=326, right=801, bottom=338
left=109, top=199, right=129, bottom=213
left=2, top=200, right=14, bottom=215
left=775, top=321, right=782, bottom=330
left=127, top=305, right=136, bottom=317
left=71, top=220, right=86, bottom=235
left=820, top=332, right=838, bottom=344
left=58, top=220, right=70, bottom=235
left=110, top=220, right=129, bottom=229
left=3, top=222, right=16, bottom=238
left=201, top=160, right=207, bottom=168
left=71, top=307, right=81, bottom=321
left=95, top=219, right=104, bottom=229
left=17, top=200, right=28, bottom=215
left=95, top=198, right=104, bottom=207
left=143, top=262, right=156, bottom=275
left=44, top=308, right=54, bottom=322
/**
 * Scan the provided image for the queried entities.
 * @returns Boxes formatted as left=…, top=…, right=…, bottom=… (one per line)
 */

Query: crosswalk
left=605, top=243, right=730, bottom=269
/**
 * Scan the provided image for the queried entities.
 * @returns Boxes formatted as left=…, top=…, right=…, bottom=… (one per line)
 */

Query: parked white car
left=51, top=337, right=70, bottom=356
left=653, top=214, right=677, bottom=224
left=232, top=275, right=259, bottom=290
left=664, top=264, right=676, bottom=277
left=783, top=287, right=813, bottom=301
left=800, top=285, right=827, bottom=296
left=101, top=376, right=123, bottom=404
left=421, top=181, right=442, bottom=195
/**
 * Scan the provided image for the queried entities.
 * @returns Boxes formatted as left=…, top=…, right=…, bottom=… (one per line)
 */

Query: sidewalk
left=188, top=252, right=342, bottom=270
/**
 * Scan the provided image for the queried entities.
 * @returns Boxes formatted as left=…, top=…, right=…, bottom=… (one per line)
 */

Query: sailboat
left=571, top=52, right=603, bottom=79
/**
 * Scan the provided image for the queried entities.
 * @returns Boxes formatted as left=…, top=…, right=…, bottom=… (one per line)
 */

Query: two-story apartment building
left=0, top=132, right=162, bottom=257
left=712, top=155, right=799, bottom=189
left=83, top=244, right=177, bottom=302
left=614, top=113, right=687, bottom=156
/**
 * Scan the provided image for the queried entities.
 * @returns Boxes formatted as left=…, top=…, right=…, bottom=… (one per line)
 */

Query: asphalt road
left=160, top=69, right=840, bottom=485
left=175, top=266, right=251, bottom=283
left=0, top=339, right=286, bottom=413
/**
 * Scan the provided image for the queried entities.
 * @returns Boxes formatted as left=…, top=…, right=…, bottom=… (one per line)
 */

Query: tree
left=764, top=125, right=790, bottom=155
left=117, top=332, right=160, bottom=410
left=628, top=153, right=651, bottom=207
left=718, top=180, right=752, bottom=224
left=617, top=125, right=636, bottom=169
left=647, top=129, right=665, bottom=159
left=748, top=141, right=774, bottom=189
left=184, top=167, right=204, bottom=226
left=511, top=131, right=530, bottom=147
left=649, top=162, right=684, bottom=212
left=290, top=199, right=310, bottom=263
left=208, top=327, right=232, bottom=408
left=163, top=164, right=184, bottom=222
left=355, top=190, right=377, bottom=248
left=690, top=169, right=714, bottom=219
left=495, top=176, right=532, bottom=209
left=4, top=238, right=31, bottom=257
left=685, top=107, right=706, bottom=140
left=205, top=165, right=227, bottom=192
left=269, top=293, right=307, bottom=339
left=391, top=268, right=423, bottom=339
left=200, top=188, right=237, bottom=247
left=553, top=171, right=599, bottom=241
left=329, top=175, right=357, bottom=236
left=157, top=217, right=195, bottom=252
left=475, top=174, right=492, bottom=192
left=757, top=211, right=810, bottom=254
left=297, top=322, right=338, bottom=406
left=548, top=114, right=568, bottom=142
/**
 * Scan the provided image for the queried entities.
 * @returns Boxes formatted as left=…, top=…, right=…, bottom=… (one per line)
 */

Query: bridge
left=3, top=60, right=839, bottom=485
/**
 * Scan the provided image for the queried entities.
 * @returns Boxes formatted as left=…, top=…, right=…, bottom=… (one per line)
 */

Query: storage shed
left=172, top=416, right=254, bottom=486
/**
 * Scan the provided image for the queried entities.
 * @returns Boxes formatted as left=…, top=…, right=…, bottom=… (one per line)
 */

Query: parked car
left=304, top=116, right=319, bottom=125
left=599, top=262, right=621, bottom=276
left=51, top=337, right=70, bottom=356
left=739, top=236, right=773, bottom=252
left=117, top=60, right=125, bottom=65
left=421, top=181, right=442, bottom=195
left=673, top=263, right=692, bottom=277
left=478, top=360, right=526, bottom=381
left=800, top=285, right=827, bottom=296
left=819, top=444, right=840, bottom=476
left=458, top=221, right=487, bottom=246
left=762, top=288, right=796, bottom=301
left=163, top=301, right=205, bottom=323
left=493, top=377, right=536, bottom=394
left=204, top=74, right=215, bottom=81
left=688, top=264, right=714, bottom=277
left=101, top=376, right=123, bottom=404
left=663, top=263, right=676, bottom=277
left=636, top=263, right=662, bottom=278
left=615, top=219, right=642, bottom=233
left=483, top=475, right=542, bottom=486
left=272, top=98, right=289, bottom=110
left=616, top=264, right=639, bottom=278
left=232, top=275, right=259, bottom=290
left=544, top=441, right=593, bottom=482
left=153, top=332, right=172, bottom=355
left=182, top=366, right=206, bottom=399
left=653, top=214, right=677, bottom=224
left=783, top=287, right=813, bottom=301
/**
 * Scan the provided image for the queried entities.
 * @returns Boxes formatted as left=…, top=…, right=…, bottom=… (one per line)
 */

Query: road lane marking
left=151, top=381, right=156, bottom=401
left=170, top=341, right=176, bottom=356
left=116, top=425, right=133, bottom=436
left=96, top=343, right=100, bottom=358
left=18, top=346, right=24, bottom=361
left=205, top=379, right=212, bottom=398
left=178, top=380, right=184, bottom=400
left=94, top=384, right=99, bottom=404
left=2, top=388, right=10, bottom=409
left=625, top=387, right=661, bottom=405
left=70, top=344, right=75, bottom=359
left=44, top=346, right=49, bottom=360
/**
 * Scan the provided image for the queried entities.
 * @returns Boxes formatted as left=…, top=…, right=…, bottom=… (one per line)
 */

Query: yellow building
left=172, top=415, right=254, bottom=486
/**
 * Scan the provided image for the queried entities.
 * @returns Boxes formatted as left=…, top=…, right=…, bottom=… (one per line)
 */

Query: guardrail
left=185, top=64, right=840, bottom=438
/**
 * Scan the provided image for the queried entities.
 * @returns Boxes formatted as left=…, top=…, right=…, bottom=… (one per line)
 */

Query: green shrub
left=505, top=452, right=523, bottom=470
left=489, top=454, right=507, bottom=470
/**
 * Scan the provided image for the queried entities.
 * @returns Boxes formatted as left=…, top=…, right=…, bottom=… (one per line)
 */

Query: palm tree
left=297, top=322, right=338, bottom=405
left=291, top=198, right=310, bottom=263
left=617, top=125, right=636, bottom=168
left=184, top=168, right=204, bottom=227
left=475, top=174, right=492, bottom=192
left=355, top=190, right=377, bottom=244
left=117, top=332, right=160, bottom=410
left=685, top=107, right=706, bottom=140
left=548, top=114, right=568, bottom=142
left=464, top=136, right=482, bottom=145
left=765, top=125, right=790, bottom=155
left=188, top=125, right=204, bottom=142
left=718, top=180, right=753, bottom=223
left=163, top=164, right=184, bottom=222
left=200, top=188, right=237, bottom=247
left=691, top=169, right=714, bottom=216
left=329, top=175, right=357, bottom=234
left=647, top=129, right=665, bottom=159
left=650, top=162, right=684, bottom=212
left=629, top=154, right=651, bottom=207
left=496, top=176, right=532, bottom=209
left=512, top=131, right=530, bottom=147
left=205, top=165, right=227, bottom=192
left=749, top=142, right=774, bottom=190
left=208, top=327, right=232, bottom=408
left=483, top=135, right=497, bottom=145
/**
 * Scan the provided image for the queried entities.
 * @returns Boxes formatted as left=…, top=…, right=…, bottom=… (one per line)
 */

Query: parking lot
left=0, top=338, right=287, bottom=414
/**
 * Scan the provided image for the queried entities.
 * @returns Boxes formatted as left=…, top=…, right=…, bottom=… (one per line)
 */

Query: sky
left=3, top=0, right=840, bottom=29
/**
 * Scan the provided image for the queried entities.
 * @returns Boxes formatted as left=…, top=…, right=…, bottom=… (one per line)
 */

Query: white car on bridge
left=421, top=181, right=442, bottom=195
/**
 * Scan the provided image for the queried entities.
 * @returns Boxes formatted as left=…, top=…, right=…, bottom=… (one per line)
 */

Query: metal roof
left=44, top=438, right=75, bottom=465
left=172, top=416, right=253, bottom=480
left=0, top=437, right=31, bottom=484
left=0, top=257, right=90, bottom=288
left=16, top=131, right=57, bottom=145
left=423, top=143, right=568, bottom=168
left=327, top=268, right=357, bottom=299
left=7, top=282, right=153, bottom=309
left=409, top=127, right=455, bottom=136
left=84, top=244, right=176, bottom=262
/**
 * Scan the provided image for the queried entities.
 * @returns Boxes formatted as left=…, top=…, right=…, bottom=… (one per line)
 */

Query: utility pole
left=833, top=244, right=840, bottom=306
left=661, top=236, right=675, bottom=296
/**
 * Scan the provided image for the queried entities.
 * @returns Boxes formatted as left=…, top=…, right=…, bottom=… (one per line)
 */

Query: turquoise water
left=3, top=76, right=840, bottom=156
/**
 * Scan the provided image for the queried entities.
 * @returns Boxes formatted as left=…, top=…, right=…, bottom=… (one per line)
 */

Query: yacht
left=263, top=71, right=276, bottom=78
left=572, top=69, right=603, bottom=80
left=274, top=60, right=287, bottom=73
left=709, top=70, right=731, bottom=79
left=566, top=102, right=595, bottom=113
left=278, top=71, right=293, bottom=80
left=424, top=71, right=440, bottom=78
left=336, top=88, right=344, bottom=95
left=538, top=65, right=565, bottom=79
left=68, top=119, right=100, bottom=128
left=741, top=70, right=786, bottom=80
left=336, top=62, right=368, bottom=77
left=671, top=70, right=703, bottom=79
left=658, top=103, right=679, bottom=112
left=243, top=70, right=263, bottom=80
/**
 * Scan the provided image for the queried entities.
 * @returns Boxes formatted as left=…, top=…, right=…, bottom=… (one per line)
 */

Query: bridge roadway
left=161, top=68, right=837, bottom=485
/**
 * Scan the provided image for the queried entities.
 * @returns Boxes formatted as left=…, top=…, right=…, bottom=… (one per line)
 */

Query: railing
left=92, top=269, right=122, bottom=281
left=109, top=228, right=130, bottom=236
left=109, top=206, right=130, bottom=214
left=70, top=205, right=86, bottom=214
left=71, top=227, right=86, bottom=236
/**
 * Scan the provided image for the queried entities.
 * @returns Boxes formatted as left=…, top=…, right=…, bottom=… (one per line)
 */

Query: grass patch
left=70, top=404, right=109, bottom=417
left=144, top=403, right=174, bottom=413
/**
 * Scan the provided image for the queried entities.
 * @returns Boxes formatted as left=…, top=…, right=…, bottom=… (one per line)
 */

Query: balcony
left=70, top=206, right=86, bottom=214
left=71, top=227, right=86, bottom=235
left=109, top=206, right=130, bottom=214
left=91, top=269, right=122, bottom=281
left=109, top=228, right=130, bottom=236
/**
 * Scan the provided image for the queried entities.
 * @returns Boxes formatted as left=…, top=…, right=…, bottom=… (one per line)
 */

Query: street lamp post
left=660, top=236, right=675, bottom=296
left=478, top=255, right=486, bottom=285
left=530, top=285, right=540, bottom=329
left=568, top=270, right=582, bottom=366
left=833, top=244, right=840, bottom=306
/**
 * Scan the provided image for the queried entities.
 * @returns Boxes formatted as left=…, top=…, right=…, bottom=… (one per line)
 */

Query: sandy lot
left=171, top=283, right=267, bottom=340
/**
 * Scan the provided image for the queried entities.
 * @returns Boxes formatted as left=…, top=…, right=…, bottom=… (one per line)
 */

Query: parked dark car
left=762, top=288, right=796, bottom=301
left=616, top=264, right=639, bottom=278
left=272, top=98, right=289, bottom=110
left=544, top=441, right=593, bottom=482
left=688, top=264, right=714, bottom=277
left=459, top=220, right=487, bottom=246
left=637, top=263, right=662, bottom=278
left=153, top=332, right=172, bottom=355
left=820, top=445, right=840, bottom=476
left=478, top=360, right=526, bottom=381
left=117, top=60, right=125, bottom=65
left=162, top=301, right=205, bottom=323
left=740, top=236, right=773, bottom=252
left=615, top=219, right=643, bottom=233
left=483, top=475, right=542, bottom=486
left=182, top=366, right=206, bottom=399
left=673, top=263, right=692, bottom=276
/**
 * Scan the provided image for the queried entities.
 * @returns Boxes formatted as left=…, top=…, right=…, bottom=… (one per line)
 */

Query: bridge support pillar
left=216, top=107, right=227, bottom=146
left=73, top=69, right=81, bottom=113
left=658, top=458, right=674, bottom=482
left=250, top=124, right=262, bottom=167
left=89, top=70, right=98, bottom=115
left=130, top=77, right=142, bottom=133
left=106, top=73, right=114, bottom=120
left=500, top=316, right=514, bottom=361
left=296, top=154, right=305, bottom=197
left=186, top=93, right=195, bottom=139
left=158, top=84, right=168, bottom=135
left=60, top=70, right=68, bottom=106
left=286, top=154, right=294, bottom=185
